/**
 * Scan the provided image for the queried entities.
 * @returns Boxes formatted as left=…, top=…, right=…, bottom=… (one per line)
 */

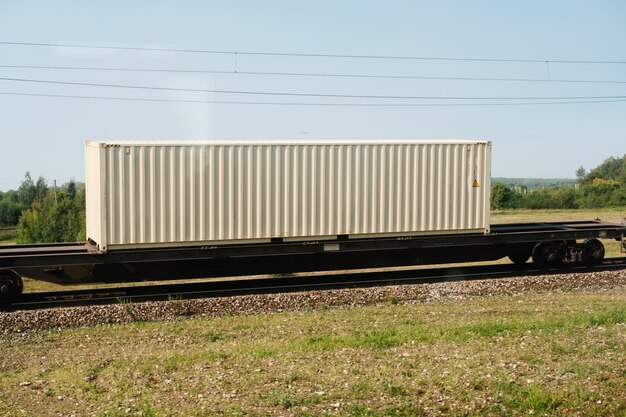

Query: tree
left=17, top=186, right=85, bottom=243
left=584, top=155, right=625, bottom=183
left=575, top=166, right=586, bottom=183
left=66, top=180, right=77, bottom=199
left=17, top=172, right=36, bottom=208
left=35, top=177, right=48, bottom=202
left=619, top=157, right=626, bottom=185
left=491, top=183, right=519, bottom=210
left=576, top=178, right=621, bottom=208
left=0, top=200, right=22, bottom=227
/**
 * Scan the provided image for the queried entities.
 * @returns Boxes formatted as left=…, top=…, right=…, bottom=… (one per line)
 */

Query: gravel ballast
left=1, top=269, right=625, bottom=334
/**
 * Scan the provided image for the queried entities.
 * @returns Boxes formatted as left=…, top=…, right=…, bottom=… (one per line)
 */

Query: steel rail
left=5, top=257, right=626, bottom=311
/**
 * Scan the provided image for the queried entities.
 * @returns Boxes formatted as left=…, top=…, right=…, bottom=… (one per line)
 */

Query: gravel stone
left=1, top=269, right=625, bottom=334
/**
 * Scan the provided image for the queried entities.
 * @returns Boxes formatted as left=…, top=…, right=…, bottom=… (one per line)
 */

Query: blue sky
left=0, top=1, right=625, bottom=190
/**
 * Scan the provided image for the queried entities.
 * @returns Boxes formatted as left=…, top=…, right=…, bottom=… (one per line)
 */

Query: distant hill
left=492, top=177, right=576, bottom=190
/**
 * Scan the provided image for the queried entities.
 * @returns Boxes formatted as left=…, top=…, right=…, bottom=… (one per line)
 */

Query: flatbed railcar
left=1, top=139, right=625, bottom=304
left=1, top=219, right=624, bottom=304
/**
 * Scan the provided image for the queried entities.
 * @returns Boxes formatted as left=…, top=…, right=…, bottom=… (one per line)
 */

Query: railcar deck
left=0, top=221, right=623, bottom=277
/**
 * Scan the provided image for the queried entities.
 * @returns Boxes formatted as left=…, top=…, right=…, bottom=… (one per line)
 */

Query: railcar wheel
left=0, top=270, right=23, bottom=305
left=532, top=241, right=561, bottom=269
left=582, top=238, right=604, bottom=266
left=508, top=252, right=531, bottom=265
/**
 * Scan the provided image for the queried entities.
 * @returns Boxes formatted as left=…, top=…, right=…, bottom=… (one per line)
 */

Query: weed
left=251, top=346, right=278, bottom=358
left=561, top=363, right=588, bottom=378
left=82, top=382, right=107, bottom=395
left=381, top=380, right=407, bottom=397
left=550, top=342, right=569, bottom=356
left=576, top=307, right=626, bottom=326
left=465, top=321, right=516, bottom=338
left=87, top=359, right=110, bottom=378
left=201, top=349, right=228, bottom=362
left=163, top=353, right=190, bottom=373
left=285, top=369, right=303, bottom=383
left=521, top=384, right=564, bottom=413
left=349, top=329, right=400, bottom=349
left=302, top=334, right=342, bottom=350
left=387, top=296, right=400, bottom=305
left=117, top=298, right=142, bottom=322
left=168, top=295, right=193, bottom=316
left=344, top=401, right=428, bottom=417
left=273, top=393, right=296, bottom=409
left=96, top=399, right=160, bottom=417
left=206, top=332, right=221, bottom=342
left=350, top=381, right=372, bottom=397
left=300, top=328, right=400, bottom=351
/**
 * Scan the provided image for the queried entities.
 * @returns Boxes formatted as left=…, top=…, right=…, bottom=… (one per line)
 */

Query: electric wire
left=1, top=41, right=625, bottom=64
left=2, top=64, right=626, bottom=85
left=1, top=76, right=625, bottom=100
left=2, top=91, right=626, bottom=107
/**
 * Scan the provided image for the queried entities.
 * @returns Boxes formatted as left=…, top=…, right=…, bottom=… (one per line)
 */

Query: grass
left=491, top=206, right=626, bottom=224
left=0, top=227, right=18, bottom=245
left=1, top=288, right=625, bottom=416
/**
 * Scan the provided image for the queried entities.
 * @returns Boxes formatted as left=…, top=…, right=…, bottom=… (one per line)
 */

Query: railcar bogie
left=530, top=238, right=607, bottom=269
left=0, top=270, right=23, bottom=305
left=582, top=238, right=605, bottom=266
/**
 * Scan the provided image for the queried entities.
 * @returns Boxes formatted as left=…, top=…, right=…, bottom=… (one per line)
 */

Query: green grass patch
left=301, top=328, right=402, bottom=351
left=342, top=402, right=428, bottom=417
left=1, top=289, right=625, bottom=416
left=491, top=207, right=626, bottom=224
left=497, top=382, right=565, bottom=413
left=0, top=227, right=18, bottom=243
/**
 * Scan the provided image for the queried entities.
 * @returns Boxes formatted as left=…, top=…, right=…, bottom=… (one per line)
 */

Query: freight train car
left=0, top=140, right=624, bottom=304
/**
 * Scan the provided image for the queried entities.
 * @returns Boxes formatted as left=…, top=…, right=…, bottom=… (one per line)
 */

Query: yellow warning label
left=472, top=180, right=480, bottom=188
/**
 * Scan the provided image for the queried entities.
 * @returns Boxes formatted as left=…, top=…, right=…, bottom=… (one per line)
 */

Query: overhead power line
left=2, top=91, right=626, bottom=107
left=2, top=64, right=626, bottom=85
left=1, top=41, right=625, bottom=65
left=1, top=76, right=625, bottom=101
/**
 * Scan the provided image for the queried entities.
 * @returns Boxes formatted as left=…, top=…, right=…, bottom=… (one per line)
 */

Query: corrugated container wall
left=85, top=140, right=491, bottom=251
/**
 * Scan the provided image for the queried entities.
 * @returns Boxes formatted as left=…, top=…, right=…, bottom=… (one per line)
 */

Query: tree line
left=0, top=173, right=85, bottom=243
left=491, top=155, right=626, bottom=210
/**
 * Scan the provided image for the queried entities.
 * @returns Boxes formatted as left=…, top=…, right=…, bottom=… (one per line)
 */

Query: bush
left=576, top=179, right=623, bottom=208
left=518, top=188, right=580, bottom=210
left=491, top=183, right=520, bottom=210
left=17, top=185, right=85, bottom=243
left=0, top=200, right=22, bottom=227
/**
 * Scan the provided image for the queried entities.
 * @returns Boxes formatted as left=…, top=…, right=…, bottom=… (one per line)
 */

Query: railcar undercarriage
left=1, top=220, right=624, bottom=306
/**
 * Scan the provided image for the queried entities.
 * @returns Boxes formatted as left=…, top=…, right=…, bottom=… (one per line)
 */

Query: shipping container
left=85, top=140, right=491, bottom=252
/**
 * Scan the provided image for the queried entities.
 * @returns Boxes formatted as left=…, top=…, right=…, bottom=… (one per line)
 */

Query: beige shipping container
left=85, top=140, right=491, bottom=252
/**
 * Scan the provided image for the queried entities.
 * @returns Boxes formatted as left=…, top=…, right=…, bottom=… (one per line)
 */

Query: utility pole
left=53, top=180, right=58, bottom=204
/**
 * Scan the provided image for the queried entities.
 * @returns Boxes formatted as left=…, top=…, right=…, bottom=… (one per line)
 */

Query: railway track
left=5, top=257, right=626, bottom=311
